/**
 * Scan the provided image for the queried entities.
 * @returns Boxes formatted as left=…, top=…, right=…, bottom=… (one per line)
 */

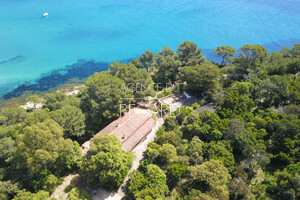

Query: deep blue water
left=0, top=0, right=299, bottom=96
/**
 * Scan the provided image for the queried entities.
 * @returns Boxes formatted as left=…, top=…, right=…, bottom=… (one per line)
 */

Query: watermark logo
left=120, top=83, right=180, bottom=93
left=119, top=83, right=181, bottom=118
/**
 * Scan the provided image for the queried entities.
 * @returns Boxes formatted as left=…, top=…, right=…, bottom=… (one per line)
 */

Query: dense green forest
left=0, top=42, right=299, bottom=200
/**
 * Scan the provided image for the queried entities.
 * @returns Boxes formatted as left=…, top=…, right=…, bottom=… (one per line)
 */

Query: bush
left=67, top=188, right=91, bottom=200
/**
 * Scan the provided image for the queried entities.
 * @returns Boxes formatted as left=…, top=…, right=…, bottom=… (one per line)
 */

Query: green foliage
left=289, top=76, right=300, bottom=104
left=177, top=41, right=206, bottom=66
left=251, top=75, right=290, bottom=108
left=50, top=105, right=86, bottom=137
left=179, top=63, right=221, bottom=95
left=128, top=164, right=169, bottom=199
left=143, top=142, right=161, bottom=167
left=22, top=109, right=51, bottom=126
left=66, top=187, right=91, bottom=200
left=214, top=46, right=236, bottom=66
left=0, top=137, right=15, bottom=165
left=184, top=189, right=217, bottom=200
left=43, top=92, right=68, bottom=111
left=163, top=117, right=177, bottom=132
left=0, top=41, right=299, bottom=200
left=191, top=103, right=201, bottom=109
left=159, top=143, right=178, bottom=164
left=156, top=88, right=172, bottom=99
left=11, top=119, right=80, bottom=185
left=281, top=44, right=300, bottom=59
left=81, top=71, right=133, bottom=131
left=181, top=110, right=228, bottom=142
left=189, top=160, right=231, bottom=187
left=192, top=110, right=228, bottom=141
left=0, top=124, right=22, bottom=139
left=0, top=107, right=26, bottom=126
left=156, top=128, right=183, bottom=148
left=269, top=119, right=300, bottom=169
left=12, top=190, right=53, bottom=200
left=286, top=163, right=300, bottom=175
left=32, top=170, right=60, bottom=192
left=202, top=142, right=235, bottom=170
left=80, top=135, right=134, bottom=190
left=154, top=47, right=181, bottom=84
left=167, top=163, right=188, bottom=189
left=217, top=90, right=255, bottom=119
left=211, top=84, right=225, bottom=105
left=131, top=50, right=155, bottom=72
left=181, top=123, right=202, bottom=141
left=26, top=95, right=41, bottom=108
left=187, top=136, right=204, bottom=165
left=234, top=44, right=268, bottom=76
left=0, top=181, right=19, bottom=200
left=225, top=118, right=245, bottom=140
left=286, top=58, right=300, bottom=74
left=265, top=50, right=300, bottom=76
left=266, top=171, right=300, bottom=200
left=0, top=115, right=7, bottom=125
left=187, top=160, right=231, bottom=199
left=109, top=61, right=154, bottom=98
left=173, top=106, right=193, bottom=125
left=183, top=110, right=201, bottom=125
left=208, top=129, right=223, bottom=141
left=230, top=81, right=254, bottom=95
left=232, top=132, right=270, bottom=179
left=127, top=170, right=149, bottom=199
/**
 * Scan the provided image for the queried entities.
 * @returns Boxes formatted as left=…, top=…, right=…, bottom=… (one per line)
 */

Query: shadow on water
left=2, top=59, right=133, bottom=100
left=262, top=38, right=300, bottom=52
left=0, top=56, right=25, bottom=65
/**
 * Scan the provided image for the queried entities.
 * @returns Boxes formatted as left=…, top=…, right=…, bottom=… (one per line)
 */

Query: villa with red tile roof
left=81, top=108, right=155, bottom=154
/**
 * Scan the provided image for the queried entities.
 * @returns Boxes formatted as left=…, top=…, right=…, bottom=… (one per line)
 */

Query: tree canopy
left=11, top=119, right=80, bottom=187
left=80, top=135, right=134, bottom=190
left=81, top=72, right=133, bottom=131
left=214, top=46, right=236, bottom=66
left=50, top=105, right=86, bottom=138
left=177, top=41, right=206, bottom=66
left=179, top=63, right=221, bottom=96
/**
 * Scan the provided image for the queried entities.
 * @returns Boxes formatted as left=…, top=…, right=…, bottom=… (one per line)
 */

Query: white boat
left=43, top=12, right=48, bottom=17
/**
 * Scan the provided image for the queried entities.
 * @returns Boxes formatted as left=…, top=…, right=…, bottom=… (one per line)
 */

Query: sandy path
left=51, top=174, right=80, bottom=200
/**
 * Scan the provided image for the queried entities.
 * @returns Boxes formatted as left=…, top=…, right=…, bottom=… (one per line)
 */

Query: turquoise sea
left=0, top=0, right=300, bottom=97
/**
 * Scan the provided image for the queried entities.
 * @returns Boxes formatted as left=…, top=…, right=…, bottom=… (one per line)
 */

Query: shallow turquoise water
left=0, top=0, right=300, bottom=95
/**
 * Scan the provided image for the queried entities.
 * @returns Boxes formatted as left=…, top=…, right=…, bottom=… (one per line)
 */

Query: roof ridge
left=95, top=109, right=135, bottom=137
left=121, top=115, right=152, bottom=145
left=110, top=110, right=135, bottom=135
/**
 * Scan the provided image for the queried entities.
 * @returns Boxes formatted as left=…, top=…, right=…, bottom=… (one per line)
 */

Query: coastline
left=1, top=40, right=299, bottom=106
left=0, top=59, right=109, bottom=100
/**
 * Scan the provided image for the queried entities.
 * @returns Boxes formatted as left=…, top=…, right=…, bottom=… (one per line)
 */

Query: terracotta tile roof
left=81, top=108, right=155, bottom=153
left=122, top=117, right=155, bottom=151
